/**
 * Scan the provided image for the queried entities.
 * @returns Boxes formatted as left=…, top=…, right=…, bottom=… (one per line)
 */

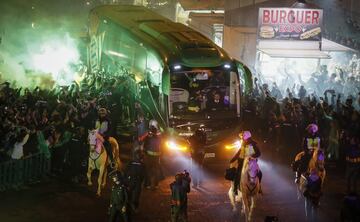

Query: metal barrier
left=0, top=152, right=51, bottom=191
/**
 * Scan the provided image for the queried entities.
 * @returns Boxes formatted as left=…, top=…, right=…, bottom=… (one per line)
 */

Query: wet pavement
left=0, top=140, right=350, bottom=222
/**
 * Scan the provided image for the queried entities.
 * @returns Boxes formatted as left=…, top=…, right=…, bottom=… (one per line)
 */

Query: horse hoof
left=232, top=207, right=237, bottom=212
left=88, top=182, right=93, bottom=186
left=96, top=192, right=101, bottom=197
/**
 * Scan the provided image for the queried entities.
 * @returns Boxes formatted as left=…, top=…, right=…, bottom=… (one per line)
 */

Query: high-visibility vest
left=306, top=137, right=320, bottom=151
left=239, top=143, right=255, bottom=159
left=95, top=120, right=109, bottom=135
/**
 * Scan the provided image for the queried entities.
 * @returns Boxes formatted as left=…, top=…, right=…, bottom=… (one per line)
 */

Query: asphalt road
left=0, top=139, right=349, bottom=222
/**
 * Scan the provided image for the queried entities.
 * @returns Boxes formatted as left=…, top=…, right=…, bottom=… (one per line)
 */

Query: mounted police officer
left=293, top=124, right=321, bottom=183
left=230, top=131, right=262, bottom=195
left=108, top=171, right=129, bottom=222
left=142, top=119, right=162, bottom=189
left=124, top=149, right=146, bottom=212
left=95, top=108, right=115, bottom=168
left=170, top=171, right=191, bottom=222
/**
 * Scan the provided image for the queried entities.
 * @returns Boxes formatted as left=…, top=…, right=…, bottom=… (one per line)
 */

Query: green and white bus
left=88, top=5, right=252, bottom=157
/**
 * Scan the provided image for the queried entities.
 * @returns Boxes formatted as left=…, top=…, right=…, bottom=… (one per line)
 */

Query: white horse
left=228, top=157, right=260, bottom=222
left=87, top=130, right=121, bottom=196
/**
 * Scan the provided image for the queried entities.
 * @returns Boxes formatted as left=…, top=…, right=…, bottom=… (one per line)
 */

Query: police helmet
left=195, top=127, right=205, bottom=136
left=149, top=119, right=159, bottom=130
left=240, top=131, right=252, bottom=140
left=109, top=170, right=124, bottom=183
left=306, top=124, right=318, bottom=134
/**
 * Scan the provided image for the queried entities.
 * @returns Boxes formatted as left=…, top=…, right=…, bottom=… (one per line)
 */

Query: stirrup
left=110, top=161, right=116, bottom=169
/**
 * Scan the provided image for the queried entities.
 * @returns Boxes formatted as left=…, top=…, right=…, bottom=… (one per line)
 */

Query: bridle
left=245, top=161, right=259, bottom=194
left=88, top=131, right=103, bottom=168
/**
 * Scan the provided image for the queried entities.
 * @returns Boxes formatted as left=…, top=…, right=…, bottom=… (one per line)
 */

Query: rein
left=89, top=142, right=105, bottom=169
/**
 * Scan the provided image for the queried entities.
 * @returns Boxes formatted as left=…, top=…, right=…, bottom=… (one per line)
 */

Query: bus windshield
left=169, top=69, right=237, bottom=119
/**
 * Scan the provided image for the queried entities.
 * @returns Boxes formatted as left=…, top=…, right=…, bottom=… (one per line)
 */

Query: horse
left=240, top=157, right=260, bottom=222
left=87, top=129, right=122, bottom=196
left=228, top=157, right=260, bottom=222
left=295, top=149, right=326, bottom=221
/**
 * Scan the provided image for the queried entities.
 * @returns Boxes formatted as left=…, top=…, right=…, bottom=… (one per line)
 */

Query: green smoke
left=0, top=0, right=92, bottom=88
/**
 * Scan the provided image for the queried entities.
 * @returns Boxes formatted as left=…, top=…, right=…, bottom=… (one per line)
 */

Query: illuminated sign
left=258, top=8, right=323, bottom=41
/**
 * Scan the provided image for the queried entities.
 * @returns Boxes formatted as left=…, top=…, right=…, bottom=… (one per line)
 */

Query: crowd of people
left=243, top=63, right=360, bottom=194
left=0, top=70, right=137, bottom=178
left=0, top=58, right=359, bottom=220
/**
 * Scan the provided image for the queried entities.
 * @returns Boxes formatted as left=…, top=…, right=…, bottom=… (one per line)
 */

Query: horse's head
left=246, top=158, right=259, bottom=186
left=88, top=129, right=99, bottom=151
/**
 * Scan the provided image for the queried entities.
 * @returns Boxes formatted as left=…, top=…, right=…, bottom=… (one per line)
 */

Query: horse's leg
left=304, top=198, right=310, bottom=219
left=228, top=185, right=237, bottom=212
left=97, top=165, right=105, bottom=196
left=312, top=202, right=318, bottom=222
left=87, top=159, right=93, bottom=186
left=249, top=196, right=255, bottom=222
left=242, top=193, right=249, bottom=221
left=102, top=167, right=108, bottom=188
left=236, top=189, right=243, bottom=214
left=296, top=186, right=301, bottom=200
left=246, top=196, right=252, bottom=222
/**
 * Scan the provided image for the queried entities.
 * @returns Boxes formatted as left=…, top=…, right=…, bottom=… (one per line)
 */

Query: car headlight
left=225, top=140, right=242, bottom=150
left=166, top=140, right=188, bottom=152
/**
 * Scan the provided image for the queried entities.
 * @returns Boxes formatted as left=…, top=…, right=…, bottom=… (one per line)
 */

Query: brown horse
left=295, top=149, right=326, bottom=193
left=295, top=149, right=326, bottom=220
left=87, top=130, right=121, bottom=196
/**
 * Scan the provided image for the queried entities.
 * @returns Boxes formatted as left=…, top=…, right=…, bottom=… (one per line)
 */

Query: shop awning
left=258, top=48, right=330, bottom=59
left=258, top=38, right=355, bottom=59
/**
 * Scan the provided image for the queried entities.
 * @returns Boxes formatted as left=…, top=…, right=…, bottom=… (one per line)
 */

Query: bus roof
left=89, top=5, right=232, bottom=68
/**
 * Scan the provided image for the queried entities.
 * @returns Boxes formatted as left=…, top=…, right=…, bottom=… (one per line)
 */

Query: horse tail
left=109, top=137, right=122, bottom=170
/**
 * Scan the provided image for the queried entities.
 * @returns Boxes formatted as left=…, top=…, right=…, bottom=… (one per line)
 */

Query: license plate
left=204, top=153, right=215, bottom=158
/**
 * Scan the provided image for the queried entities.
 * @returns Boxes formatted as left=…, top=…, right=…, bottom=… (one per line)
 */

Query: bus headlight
left=224, top=63, right=231, bottom=69
left=173, top=64, right=181, bottom=70
left=225, top=140, right=242, bottom=150
left=166, top=140, right=188, bottom=152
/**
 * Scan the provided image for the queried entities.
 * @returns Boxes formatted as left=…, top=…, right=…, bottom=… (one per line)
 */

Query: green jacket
left=37, top=131, right=51, bottom=159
